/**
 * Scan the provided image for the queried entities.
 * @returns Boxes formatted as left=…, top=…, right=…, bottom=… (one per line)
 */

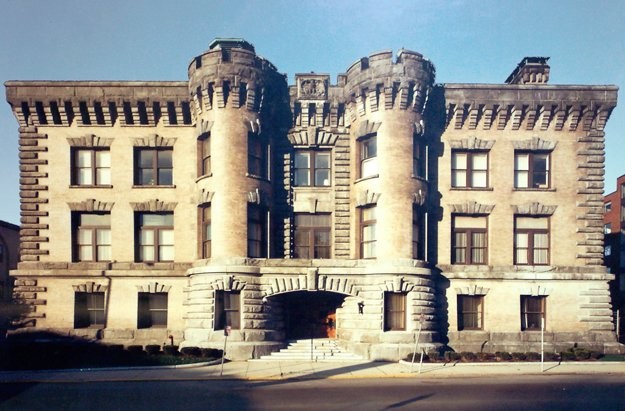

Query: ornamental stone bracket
left=356, top=190, right=381, bottom=207
left=413, top=190, right=426, bottom=206
left=265, top=273, right=357, bottom=297
left=210, top=275, right=247, bottom=291
left=67, top=199, right=115, bottom=212
left=247, top=188, right=266, bottom=205
left=66, top=134, right=114, bottom=147
left=130, top=199, right=177, bottom=212
left=198, top=119, right=214, bottom=135
left=512, top=136, right=556, bottom=151
left=243, top=119, right=261, bottom=134
left=136, top=282, right=171, bottom=293
left=381, top=276, right=416, bottom=293
left=197, top=189, right=215, bottom=205
left=448, top=136, right=495, bottom=150
left=133, top=134, right=177, bottom=147
left=512, top=202, right=557, bottom=216
left=73, top=281, right=109, bottom=293
left=455, top=285, right=490, bottom=296
left=450, top=201, right=495, bottom=215
left=356, top=120, right=382, bottom=137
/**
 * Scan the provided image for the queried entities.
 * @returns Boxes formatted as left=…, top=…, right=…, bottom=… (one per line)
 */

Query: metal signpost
left=540, top=317, right=545, bottom=373
left=221, top=325, right=231, bottom=376
left=411, top=313, right=425, bottom=373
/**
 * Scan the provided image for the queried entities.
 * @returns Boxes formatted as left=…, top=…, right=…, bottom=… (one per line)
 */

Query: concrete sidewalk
left=1, top=359, right=624, bottom=383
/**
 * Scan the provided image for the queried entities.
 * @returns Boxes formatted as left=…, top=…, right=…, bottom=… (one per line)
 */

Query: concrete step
left=257, top=338, right=364, bottom=361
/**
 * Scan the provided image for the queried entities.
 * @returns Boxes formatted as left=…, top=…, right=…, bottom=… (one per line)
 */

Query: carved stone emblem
left=298, top=77, right=328, bottom=99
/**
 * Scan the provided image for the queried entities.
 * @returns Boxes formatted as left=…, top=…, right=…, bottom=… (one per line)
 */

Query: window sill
left=411, top=175, right=428, bottom=182
left=69, top=184, right=113, bottom=189
left=293, top=185, right=333, bottom=190
left=195, top=173, right=213, bottom=183
left=450, top=187, right=493, bottom=191
left=246, top=173, right=269, bottom=182
left=132, top=184, right=176, bottom=189
left=355, top=174, right=379, bottom=183
left=513, top=187, right=556, bottom=192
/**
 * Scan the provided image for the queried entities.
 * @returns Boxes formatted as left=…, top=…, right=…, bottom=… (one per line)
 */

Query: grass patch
left=599, top=354, right=625, bottom=362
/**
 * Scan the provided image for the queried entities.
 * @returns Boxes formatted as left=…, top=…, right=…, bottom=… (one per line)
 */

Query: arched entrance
left=271, top=291, right=346, bottom=340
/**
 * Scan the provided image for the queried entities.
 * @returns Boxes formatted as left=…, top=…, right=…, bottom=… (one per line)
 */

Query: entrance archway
left=271, top=291, right=346, bottom=340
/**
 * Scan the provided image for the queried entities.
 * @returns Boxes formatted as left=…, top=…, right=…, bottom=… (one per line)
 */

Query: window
left=247, top=204, right=266, bottom=258
left=451, top=151, right=488, bottom=188
left=137, top=292, right=168, bottom=328
left=248, top=133, right=267, bottom=178
left=294, top=213, right=331, bottom=258
left=413, top=136, right=425, bottom=178
left=72, top=148, right=111, bottom=186
left=520, top=295, right=545, bottom=331
left=605, top=245, right=612, bottom=256
left=412, top=206, right=425, bottom=260
left=198, top=133, right=211, bottom=176
left=360, top=134, right=378, bottom=178
left=214, top=290, right=241, bottom=330
left=457, top=295, right=483, bottom=330
left=514, top=152, right=550, bottom=189
left=514, top=216, right=549, bottom=265
left=200, top=205, right=211, bottom=258
left=294, top=150, right=331, bottom=187
left=360, top=206, right=376, bottom=258
left=452, top=216, right=487, bottom=264
left=605, top=223, right=612, bottom=234
left=136, top=213, right=174, bottom=262
left=604, top=202, right=612, bottom=213
left=74, top=292, right=105, bottom=328
left=384, top=292, right=406, bottom=331
left=134, top=148, right=173, bottom=186
left=73, top=213, right=111, bottom=262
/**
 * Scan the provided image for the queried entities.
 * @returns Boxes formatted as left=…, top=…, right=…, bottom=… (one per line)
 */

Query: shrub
left=444, top=351, right=460, bottom=362
left=163, top=345, right=179, bottom=356
left=201, top=348, right=223, bottom=359
left=495, top=351, right=512, bottom=361
left=573, top=348, right=591, bottom=360
left=145, top=344, right=161, bottom=355
left=526, top=352, right=541, bottom=361
left=477, top=352, right=494, bottom=362
left=126, top=345, right=144, bottom=354
left=426, top=350, right=441, bottom=362
left=180, top=346, right=202, bottom=357
left=460, top=351, right=477, bottom=362
left=511, top=352, right=527, bottom=361
left=590, top=351, right=603, bottom=360
left=560, top=350, right=576, bottom=361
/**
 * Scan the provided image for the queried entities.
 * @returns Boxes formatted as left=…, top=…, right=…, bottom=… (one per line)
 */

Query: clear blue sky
left=1, top=0, right=623, bottom=225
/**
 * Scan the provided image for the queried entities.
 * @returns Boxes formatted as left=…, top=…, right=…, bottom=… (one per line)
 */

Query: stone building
left=604, top=174, right=625, bottom=342
left=4, top=39, right=621, bottom=359
left=0, top=220, right=20, bottom=302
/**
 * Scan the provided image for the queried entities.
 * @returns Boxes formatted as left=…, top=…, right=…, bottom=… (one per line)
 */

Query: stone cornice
left=443, top=84, right=617, bottom=132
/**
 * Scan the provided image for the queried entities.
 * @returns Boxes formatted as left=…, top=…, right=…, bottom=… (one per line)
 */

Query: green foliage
left=444, top=351, right=461, bottom=362
left=163, top=345, right=179, bottom=356
left=495, top=351, right=512, bottom=361
left=180, top=346, right=202, bottom=357
left=511, top=352, right=527, bottom=361
left=526, top=352, right=541, bottom=361
left=145, top=344, right=161, bottom=355
left=126, top=345, right=144, bottom=354
left=460, top=351, right=477, bottom=361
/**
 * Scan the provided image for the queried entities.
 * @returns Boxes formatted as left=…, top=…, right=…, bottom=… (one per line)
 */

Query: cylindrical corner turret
left=189, top=38, right=287, bottom=259
left=345, top=49, right=435, bottom=261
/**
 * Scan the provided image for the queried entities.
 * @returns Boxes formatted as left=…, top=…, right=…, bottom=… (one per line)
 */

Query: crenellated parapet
left=5, top=81, right=193, bottom=127
left=443, top=85, right=617, bottom=132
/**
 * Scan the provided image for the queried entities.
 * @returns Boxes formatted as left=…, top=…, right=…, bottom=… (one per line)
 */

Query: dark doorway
left=273, top=291, right=346, bottom=340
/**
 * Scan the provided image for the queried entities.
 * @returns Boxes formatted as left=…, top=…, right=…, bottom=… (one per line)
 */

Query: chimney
left=505, top=57, right=550, bottom=84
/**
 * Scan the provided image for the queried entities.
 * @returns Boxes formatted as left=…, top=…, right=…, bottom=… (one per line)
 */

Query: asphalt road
left=1, top=375, right=624, bottom=411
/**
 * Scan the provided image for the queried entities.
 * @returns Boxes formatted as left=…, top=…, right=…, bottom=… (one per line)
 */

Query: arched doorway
left=271, top=291, right=346, bottom=340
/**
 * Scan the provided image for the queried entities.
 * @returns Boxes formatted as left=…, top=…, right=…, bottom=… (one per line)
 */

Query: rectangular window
left=605, top=223, right=612, bottom=234
left=413, top=136, right=426, bottom=178
left=136, top=213, right=174, bottom=262
left=72, top=148, right=111, bottom=186
left=214, top=290, right=241, bottom=330
left=384, top=292, right=406, bottom=331
left=412, top=206, right=425, bottom=260
left=198, top=133, right=211, bottom=176
left=294, top=150, right=331, bottom=187
left=137, top=292, right=168, bottom=328
left=604, top=202, right=612, bottom=213
left=73, top=213, right=111, bottom=262
left=360, top=206, right=376, bottom=258
left=457, top=295, right=483, bottom=330
left=247, top=204, right=266, bottom=258
left=514, top=152, right=550, bottom=189
left=74, top=292, right=105, bottom=328
left=360, top=134, right=378, bottom=178
left=248, top=133, right=267, bottom=178
left=514, top=216, right=549, bottom=265
left=520, top=295, right=545, bottom=331
left=200, top=205, right=211, bottom=258
left=452, top=215, right=487, bottom=264
left=294, top=213, right=331, bottom=258
left=451, top=151, right=488, bottom=188
left=135, top=148, right=173, bottom=185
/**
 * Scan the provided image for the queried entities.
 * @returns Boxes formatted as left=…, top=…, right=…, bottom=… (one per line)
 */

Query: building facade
left=0, top=220, right=20, bottom=302
left=4, top=39, right=621, bottom=359
left=604, top=174, right=625, bottom=342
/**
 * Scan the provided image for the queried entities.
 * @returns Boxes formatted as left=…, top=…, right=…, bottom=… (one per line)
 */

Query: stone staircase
left=257, top=338, right=364, bottom=361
